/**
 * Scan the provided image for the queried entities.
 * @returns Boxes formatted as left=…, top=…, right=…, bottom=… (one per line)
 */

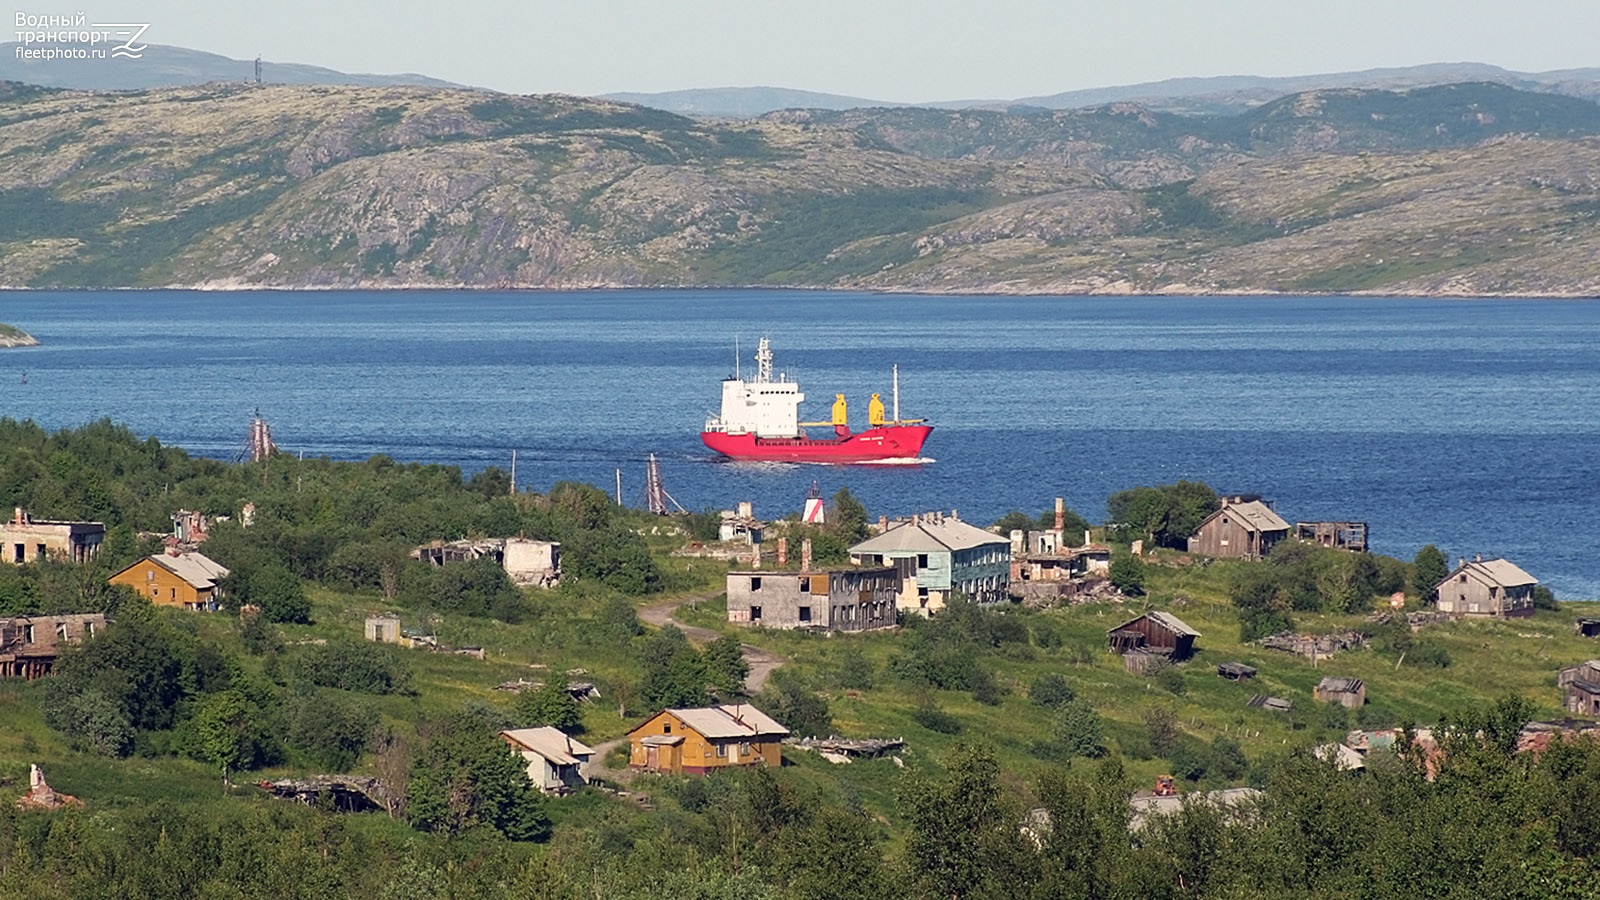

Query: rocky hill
left=3, top=80, right=1600, bottom=295
left=0, top=322, right=39, bottom=346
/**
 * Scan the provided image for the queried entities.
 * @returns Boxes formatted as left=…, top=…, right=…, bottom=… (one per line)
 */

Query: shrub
left=911, top=699, right=962, bottom=735
left=293, top=640, right=412, bottom=695
left=968, top=667, right=1006, bottom=706
left=1029, top=673, right=1076, bottom=710
left=1054, top=699, right=1106, bottom=759
left=1155, top=664, right=1187, bottom=695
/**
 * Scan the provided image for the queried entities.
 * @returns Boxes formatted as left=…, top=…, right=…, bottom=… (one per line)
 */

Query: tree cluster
left=1105, top=480, right=1219, bottom=549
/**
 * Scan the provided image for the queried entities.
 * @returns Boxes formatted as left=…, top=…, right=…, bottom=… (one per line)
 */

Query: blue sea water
left=1, top=289, right=1597, bottom=598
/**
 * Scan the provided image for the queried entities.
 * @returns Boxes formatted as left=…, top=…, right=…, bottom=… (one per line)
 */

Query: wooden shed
left=1107, top=611, right=1199, bottom=661
left=1313, top=676, right=1366, bottom=709
left=1217, top=662, right=1258, bottom=681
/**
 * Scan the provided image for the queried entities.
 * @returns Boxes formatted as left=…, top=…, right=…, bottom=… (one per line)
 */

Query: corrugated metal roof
left=850, top=517, right=1009, bottom=555
left=149, top=552, right=229, bottom=589
left=501, top=727, right=595, bottom=766
left=1218, top=500, right=1290, bottom=533
left=668, top=704, right=789, bottom=739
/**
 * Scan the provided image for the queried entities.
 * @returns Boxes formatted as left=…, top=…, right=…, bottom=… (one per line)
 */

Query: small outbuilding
left=500, top=727, right=595, bottom=793
left=1313, top=676, right=1366, bottom=709
left=1577, top=618, right=1600, bottom=639
left=1217, top=662, right=1258, bottom=681
left=1107, top=610, right=1199, bottom=661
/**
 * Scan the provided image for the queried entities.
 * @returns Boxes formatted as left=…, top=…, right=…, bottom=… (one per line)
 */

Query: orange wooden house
left=628, top=704, right=789, bottom=775
left=108, top=550, right=230, bottom=610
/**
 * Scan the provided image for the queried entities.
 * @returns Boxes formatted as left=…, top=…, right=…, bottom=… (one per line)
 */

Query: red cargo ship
left=700, top=338, right=932, bottom=463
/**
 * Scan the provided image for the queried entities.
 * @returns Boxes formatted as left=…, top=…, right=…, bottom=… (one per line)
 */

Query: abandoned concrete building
left=727, top=539, right=896, bottom=631
left=718, top=501, right=766, bottom=544
left=0, top=507, right=104, bottom=564
left=364, top=615, right=401, bottom=643
left=1434, top=556, right=1538, bottom=618
left=0, top=614, right=105, bottom=679
left=412, top=536, right=561, bottom=586
left=849, top=510, right=1011, bottom=615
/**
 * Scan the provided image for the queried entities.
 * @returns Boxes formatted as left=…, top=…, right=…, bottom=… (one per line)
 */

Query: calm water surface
left=1, top=290, right=1596, bottom=597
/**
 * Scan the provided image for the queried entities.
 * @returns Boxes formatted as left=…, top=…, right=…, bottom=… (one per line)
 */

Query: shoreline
left=0, top=283, right=1596, bottom=300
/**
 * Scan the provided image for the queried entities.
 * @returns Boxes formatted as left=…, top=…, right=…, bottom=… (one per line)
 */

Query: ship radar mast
left=754, top=337, right=774, bottom=383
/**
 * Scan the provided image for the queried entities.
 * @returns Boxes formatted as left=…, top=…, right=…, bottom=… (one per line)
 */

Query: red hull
left=701, top=424, right=933, bottom=463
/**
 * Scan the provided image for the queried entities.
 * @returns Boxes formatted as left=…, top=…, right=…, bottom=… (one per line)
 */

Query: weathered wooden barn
left=1434, top=556, right=1538, bottom=617
left=1559, top=661, right=1600, bottom=716
left=1187, top=499, right=1290, bottom=560
left=1107, top=611, right=1199, bottom=661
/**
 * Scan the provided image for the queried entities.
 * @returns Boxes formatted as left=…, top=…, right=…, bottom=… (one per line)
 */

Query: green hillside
left=5, top=421, right=1600, bottom=897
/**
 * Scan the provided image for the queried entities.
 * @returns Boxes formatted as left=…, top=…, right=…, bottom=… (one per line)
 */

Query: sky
left=26, top=0, right=1600, bottom=101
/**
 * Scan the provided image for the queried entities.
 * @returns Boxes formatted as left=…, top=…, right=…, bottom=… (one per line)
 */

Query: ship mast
left=893, top=364, right=900, bottom=424
left=755, top=337, right=774, bottom=383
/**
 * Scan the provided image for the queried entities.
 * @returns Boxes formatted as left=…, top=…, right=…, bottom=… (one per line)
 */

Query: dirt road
left=638, top=596, right=786, bottom=693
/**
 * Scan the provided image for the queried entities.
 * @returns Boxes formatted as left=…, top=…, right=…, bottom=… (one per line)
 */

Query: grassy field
left=8, top=543, right=1597, bottom=848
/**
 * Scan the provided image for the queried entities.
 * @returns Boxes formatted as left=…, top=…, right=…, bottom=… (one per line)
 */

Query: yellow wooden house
left=108, top=551, right=230, bottom=611
left=628, top=704, right=789, bottom=775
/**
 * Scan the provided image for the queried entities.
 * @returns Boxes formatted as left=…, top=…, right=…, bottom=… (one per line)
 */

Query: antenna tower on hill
left=643, top=453, right=685, bottom=515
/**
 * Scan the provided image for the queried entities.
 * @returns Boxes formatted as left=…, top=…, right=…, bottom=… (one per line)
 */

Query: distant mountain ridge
left=0, top=43, right=467, bottom=91
left=5, top=79, right=1600, bottom=296
left=606, top=63, right=1600, bottom=118
left=599, top=86, right=896, bottom=117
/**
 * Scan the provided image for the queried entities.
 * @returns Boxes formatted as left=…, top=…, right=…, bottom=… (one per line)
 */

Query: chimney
left=777, top=537, right=788, bottom=567
left=738, top=500, right=753, bottom=519
left=751, top=542, right=762, bottom=569
left=951, top=509, right=959, bottom=522
left=1084, top=530, right=1092, bottom=547
left=801, top=538, right=813, bottom=572
left=12, top=507, right=22, bottom=525
left=1458, top=557, right=1465, bottom=569
left=166, top=545, right=181, bottom=557
left=1055, top=498, right=1065, bottom=532
left=878, top=515, right=887, bottom=531
left=1474, top=554, right=1482, bottom=563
